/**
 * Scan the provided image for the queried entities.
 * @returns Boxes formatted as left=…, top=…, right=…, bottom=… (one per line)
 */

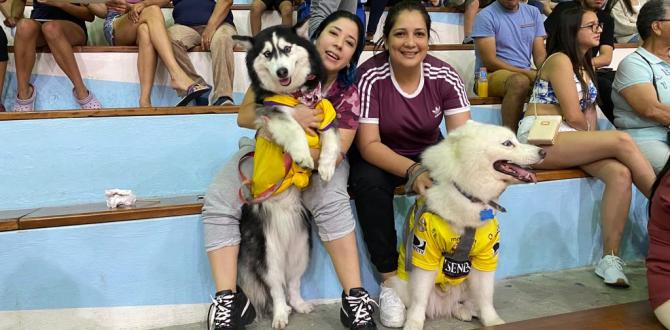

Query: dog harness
left=238, top=94, right=337, bottom=203
left=398, top=198, right=500, bottom=289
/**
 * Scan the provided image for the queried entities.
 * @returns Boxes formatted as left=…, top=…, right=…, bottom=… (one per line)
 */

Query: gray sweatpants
left=308, top=0, right=358, bottom=38
left=202, top=137, right=356, bottom=251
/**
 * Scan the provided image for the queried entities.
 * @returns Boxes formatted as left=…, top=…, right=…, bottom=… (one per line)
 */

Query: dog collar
left=452, top=182, right=507, bottom=215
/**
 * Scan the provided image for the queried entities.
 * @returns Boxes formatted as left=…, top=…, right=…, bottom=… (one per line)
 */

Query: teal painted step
left=0, top=179, right=648, bottom=311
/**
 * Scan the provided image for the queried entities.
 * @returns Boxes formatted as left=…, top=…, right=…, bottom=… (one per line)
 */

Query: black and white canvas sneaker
left=208, top=287, right=256, bottom=330
left=340, top=287, right=378, bottom=329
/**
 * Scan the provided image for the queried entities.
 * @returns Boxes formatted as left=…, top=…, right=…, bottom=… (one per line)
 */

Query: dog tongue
left=494, top=161, right=537, bottom=183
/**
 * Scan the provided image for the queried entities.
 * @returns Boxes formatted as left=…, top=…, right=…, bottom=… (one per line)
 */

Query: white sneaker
left=595, top=254, right=630, bottom=288
left=379, top=285, right=405, bottom=328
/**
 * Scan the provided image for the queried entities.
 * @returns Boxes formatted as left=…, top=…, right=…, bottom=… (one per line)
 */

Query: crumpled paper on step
left=105, top=189, right=137, bottom=208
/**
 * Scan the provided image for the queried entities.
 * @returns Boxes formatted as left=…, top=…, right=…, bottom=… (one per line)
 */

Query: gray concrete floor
left=160, top=262, right=648, bottom=330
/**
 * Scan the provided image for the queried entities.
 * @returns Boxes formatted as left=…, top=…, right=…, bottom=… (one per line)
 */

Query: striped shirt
left=356, top=52, right=470, bottom=158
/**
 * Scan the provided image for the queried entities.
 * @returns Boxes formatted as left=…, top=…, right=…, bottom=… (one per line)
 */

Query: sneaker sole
left=594, top=270, right=630, bottom=288
left=380, top=315, right=404, bottom=328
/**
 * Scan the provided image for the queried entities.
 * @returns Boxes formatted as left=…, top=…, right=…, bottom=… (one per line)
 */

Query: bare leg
left=501, top=73, right=531, bottom=131
left=323, top=232, right=362, bottom=292
left=13, top=19, right=43, bottom=100
left=250, top=0, right=267, bottom=36
left=136, top=23, right=157, bottom=107
left=136, top=6, right=195, bottom=91
left=279, top=1, right=293, bottom=27
left=581, top=159, right=632, bottom=256
left=207, top=245, right=240, bottom=292
left=535, top=130, right=655, bottom=197
left=463, top=0, right=479, bottom=41
left=40, top=20, right=88, bottom=99
left=655, top=300, right=670, bottom=329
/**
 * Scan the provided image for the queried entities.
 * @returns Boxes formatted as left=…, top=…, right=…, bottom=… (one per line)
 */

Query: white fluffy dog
left=388, top=120, right=545, bottom=329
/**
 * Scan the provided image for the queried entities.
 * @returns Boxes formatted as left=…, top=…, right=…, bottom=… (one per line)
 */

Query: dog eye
left=263, top=51, right=272, bottom=58
left=502, top=140, right=514, bottom=147
left=283, top=46, right=292, bottom=53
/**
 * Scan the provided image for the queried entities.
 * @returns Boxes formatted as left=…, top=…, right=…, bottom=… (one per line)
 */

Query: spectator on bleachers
left=250, top=0, right=292, bottom=36
left=518, top=6, right=656, bottom=287
left=365, top=0, right=400, bottom=45
left=10, top=0, right=101, bottom=111
left=0, top=10, right=8, bottom=112
left=545, top=0, right=616, bottom=122
left=648, top=157, right=670, bottom=329
left=168, top=0, right=236, bottom=106
left=472, top=0, right=546, bottom=131
left=612, top=0, right=670, bottom=174
left=88, top=0, right=210, bottom=107
left=309, top=0, right=357, bottom=37
left=352, top=2, right=470, bottom=327
left=202, top=11, right=377, bottom=330
left=608, top=0, right=648, bottom=43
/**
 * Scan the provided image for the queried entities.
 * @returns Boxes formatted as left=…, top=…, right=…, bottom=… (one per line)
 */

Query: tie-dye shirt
left=325, top=81, right=360, bottom=130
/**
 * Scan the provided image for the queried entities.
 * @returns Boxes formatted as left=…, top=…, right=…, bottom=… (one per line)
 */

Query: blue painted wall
left=0, top=180, right=648, bottom=311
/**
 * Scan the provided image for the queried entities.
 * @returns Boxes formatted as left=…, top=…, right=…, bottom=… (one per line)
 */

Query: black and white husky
left=232, top=21, right=340, bottom=329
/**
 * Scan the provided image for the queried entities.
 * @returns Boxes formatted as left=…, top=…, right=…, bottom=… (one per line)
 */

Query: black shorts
left=0, top=28, right=7, bottom=62
left=261, top=0, right=292, bottom=11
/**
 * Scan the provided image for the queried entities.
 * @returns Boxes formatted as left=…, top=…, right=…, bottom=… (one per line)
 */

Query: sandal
left=74, top=89, right=102, bottom=110
left=176, top=83, right=211, bottom=107
left=12, top=84, right=36, bottom=112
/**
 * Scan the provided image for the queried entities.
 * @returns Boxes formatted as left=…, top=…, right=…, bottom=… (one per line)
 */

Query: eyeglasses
left=656, top=19, right=670, bottom=22
left=580, top=22, right=604, bottom=32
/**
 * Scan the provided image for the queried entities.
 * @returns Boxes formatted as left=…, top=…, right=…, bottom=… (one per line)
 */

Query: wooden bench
left=0, top=97, right=502, bottom=121
left=485, top=300, right=664, bottom=330
left=0, top=167, right=590, bottom=232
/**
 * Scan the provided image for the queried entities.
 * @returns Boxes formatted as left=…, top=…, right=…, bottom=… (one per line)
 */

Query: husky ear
left=294, top=19, right=310, bottom=40
left=232, top=35, right=254, bottom=51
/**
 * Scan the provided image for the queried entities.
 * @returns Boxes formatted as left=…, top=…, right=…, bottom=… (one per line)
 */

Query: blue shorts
left=103, top=12, right=123, bottom=46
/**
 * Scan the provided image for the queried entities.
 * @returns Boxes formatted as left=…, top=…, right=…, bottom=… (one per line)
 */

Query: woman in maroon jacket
left=648, top=158, right=670, bottom=328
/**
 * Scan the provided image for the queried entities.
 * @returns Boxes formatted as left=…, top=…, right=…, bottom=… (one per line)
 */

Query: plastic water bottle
left=477, top=67, right=489, bottom=98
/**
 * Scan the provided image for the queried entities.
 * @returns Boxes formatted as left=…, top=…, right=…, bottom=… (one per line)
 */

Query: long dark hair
left=373, top=1, right=432, bottom=51
left=312, top=10, right=366, bottom=88
left=546, top=6, right=597, bottom=105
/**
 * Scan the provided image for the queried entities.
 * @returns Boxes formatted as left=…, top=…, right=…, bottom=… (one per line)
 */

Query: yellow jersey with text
left=250, top=95, right=336, bottom=198
left=397, top=201, right=500, bottom=289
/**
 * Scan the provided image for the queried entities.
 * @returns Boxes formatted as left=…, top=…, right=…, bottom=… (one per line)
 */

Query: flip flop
left=176, top=83, right=211, bottom=107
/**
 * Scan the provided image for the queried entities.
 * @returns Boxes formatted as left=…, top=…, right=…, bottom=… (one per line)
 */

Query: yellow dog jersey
left=250, top=95, right=337, bottom=198
left=397, top=200, right=501, bottom=289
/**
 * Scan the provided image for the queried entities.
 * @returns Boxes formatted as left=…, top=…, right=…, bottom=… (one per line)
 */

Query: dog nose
left=538, top=149, right=547, bottom=158
left=276, top=68, right=288, bottom=79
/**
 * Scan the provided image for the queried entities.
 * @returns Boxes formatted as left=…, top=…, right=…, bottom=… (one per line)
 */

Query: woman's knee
left=136, top=23, right=151, bottom=44
left=604, top=161, right=633, bottom=187
left=611, top=131, right=637, bottom=154
left=15, top=19, right=41, bottom=40
left=40, top=22, right=66, bottom=41
left=140, top=5, right=164, bottom=21
left=250, top=0, right=265, bottom=15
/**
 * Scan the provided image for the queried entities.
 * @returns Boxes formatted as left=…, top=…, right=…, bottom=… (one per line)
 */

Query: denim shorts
left=103, top=12, right=123, bottom=46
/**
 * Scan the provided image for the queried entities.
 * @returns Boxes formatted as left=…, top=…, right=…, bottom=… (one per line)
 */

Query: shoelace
left=346, top=293, right=379, bottom=327
left=605, top=254, right=626, bottom=271
left=209, top=293, right=235, bottom=328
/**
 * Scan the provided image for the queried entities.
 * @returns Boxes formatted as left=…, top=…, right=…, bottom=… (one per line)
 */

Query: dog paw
left=453, top=305, right=473, bottom=322
left=403, top=319, right=424, bottom=330
left=318, top=161, right=335, bottom=182
left=480, top=317, right=505, bottom=327
left=272, top=305, right=291, bottom=329
left=290, top=299, right=314, bottom=314
left=291, top=151, right=314, bottom=170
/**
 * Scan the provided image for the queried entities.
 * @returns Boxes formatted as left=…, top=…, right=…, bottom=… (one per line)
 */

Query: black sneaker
left=208, top=287, right=256, bottom=330
left=340, top=287, right=378, bottom=329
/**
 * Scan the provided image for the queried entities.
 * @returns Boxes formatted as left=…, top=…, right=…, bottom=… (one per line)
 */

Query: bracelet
left=405, top=162, right=421, bottom=179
